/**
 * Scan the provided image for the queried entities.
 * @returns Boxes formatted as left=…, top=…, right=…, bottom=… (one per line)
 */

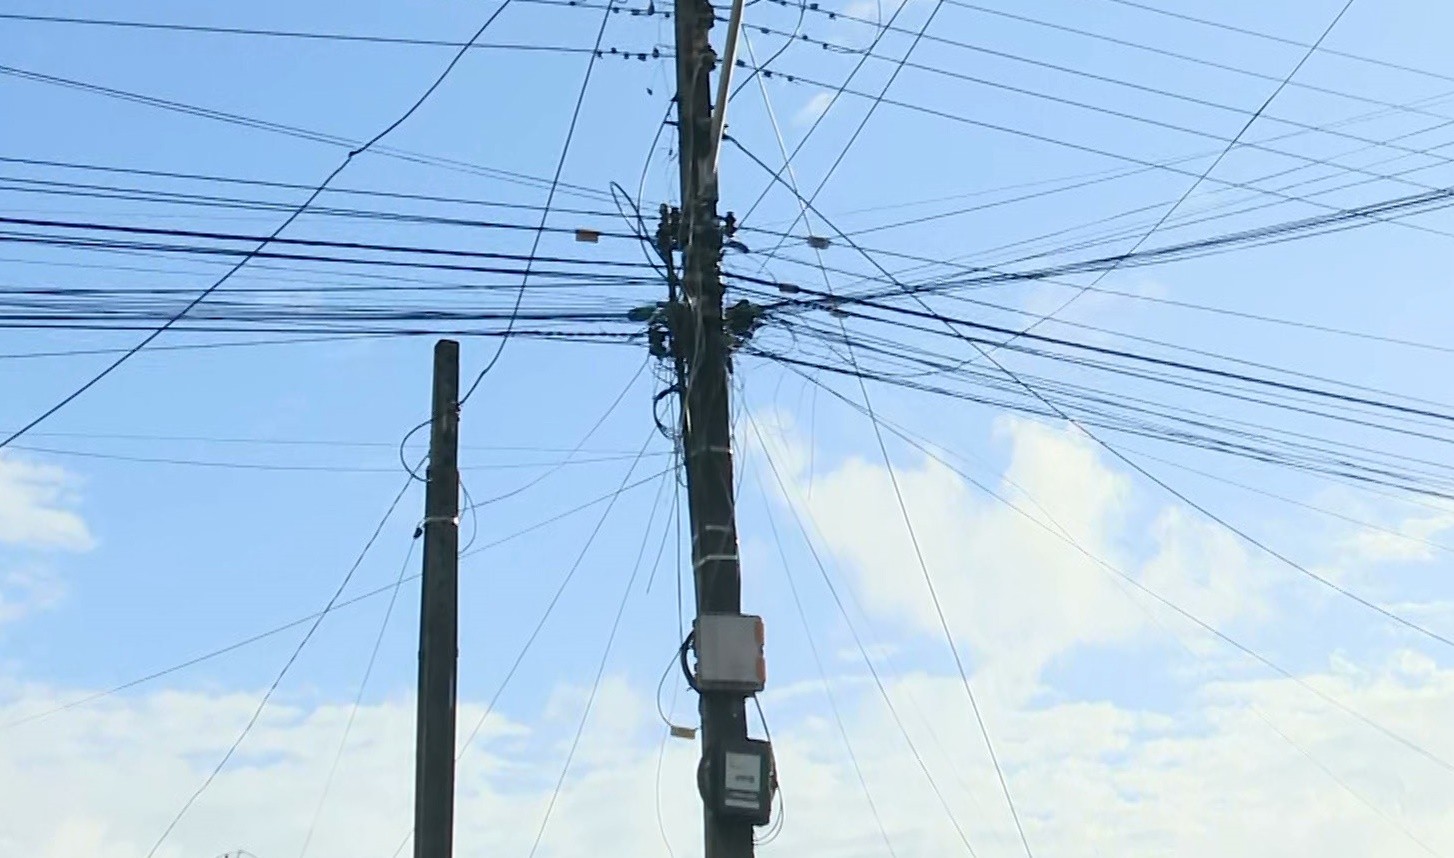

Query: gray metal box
left=694, top=613, right=765, bottom=693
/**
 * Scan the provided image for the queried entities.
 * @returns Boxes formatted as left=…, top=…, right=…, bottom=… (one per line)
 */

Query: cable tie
left=693, top=553, right=738, bottom=569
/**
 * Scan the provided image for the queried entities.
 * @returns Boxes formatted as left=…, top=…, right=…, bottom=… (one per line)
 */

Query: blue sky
left=7, top=1, right=1454, bottom=856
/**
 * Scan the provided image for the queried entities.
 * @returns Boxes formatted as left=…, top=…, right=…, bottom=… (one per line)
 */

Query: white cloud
left=794, top=92, right=836, bottom=127
left=0, top=565, right=66, bottom=626
left=749, top=413, right=1276, bottom=702
left=1341, top=505, right=1454, bottom=565
left=0, top=456, right=92, bottom=626
left=5, top=661, right=1454, bottom=857
left=0, top=456, right=92, bottom=551
left=10, top=397, right=1454, bottom=857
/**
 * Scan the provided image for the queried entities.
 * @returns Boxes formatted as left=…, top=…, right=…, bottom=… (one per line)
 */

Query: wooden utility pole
left=414, top=339, right=460, bottom=858
left=671, top=1, right=759, bottom=857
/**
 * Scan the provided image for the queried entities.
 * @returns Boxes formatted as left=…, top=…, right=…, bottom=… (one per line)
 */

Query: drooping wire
left=746, top=412, right=983, bottom=854
left=297, top=533, right=419, bottom=858
left=977, top=0, right=1361, bottom=360
left=771, top=350, right=1454, bottom=777
left=388, top=430, right=664, bottom=858
left=749, top=154, right=1039, bottom=858
left=2, top=466, right=673, bottom=733
left=525, top=463, right=676, bottom=857
left=781, top=364, right=1450, bottom=851
left=143, top=475, right=416, bottom=858
left=458, top=0, right=622, bottom=406
left=0, top=0, right=520, bottom=450
left=746, top=451, right=907, bottom=856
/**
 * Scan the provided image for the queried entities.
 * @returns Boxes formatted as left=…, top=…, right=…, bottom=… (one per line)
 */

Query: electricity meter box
left=704, top=737, right=774, bottom=827
left=693, top=613, right=766, bottom=693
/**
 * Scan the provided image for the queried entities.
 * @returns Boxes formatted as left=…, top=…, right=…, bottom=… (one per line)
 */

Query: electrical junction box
left=694, top=613, right=766, bottom=693
left=705, top=737, right=774, bottom=826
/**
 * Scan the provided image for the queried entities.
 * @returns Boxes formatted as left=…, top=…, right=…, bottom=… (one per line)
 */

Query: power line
left=0, top=155, right=624, bottom=218
left=298, top=536, right=418, bottom=858
left=460, top=0, right=623, bottom=404
left=525, top=464, right=675, bottom=858
left=142, top=475, right=415, bottom=857
left=748, top=0, right=950, bottom=264
left=782, top=363, right=1454, bottom=776
left=388, top=431, right=664, bottom=858
left=983, top=0, right=1358, bottom=356
left=0, top=63, right=616, bottom=202
left=0, top=465, right=673, bottom=733
left=774, top=285, right=1454, bottom=427
left=0, top=10, right=615, bottom=51
left=0, top=0, right=524, bottom=450
left=747, top=414, right=982, bottom=855
left=831, top=224, right=1454, bottom=658
left=1094, top=0, right=1454, bottom=85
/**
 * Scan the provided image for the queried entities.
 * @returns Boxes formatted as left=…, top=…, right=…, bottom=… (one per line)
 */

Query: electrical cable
left=142, top=475, right=415, bottom=857
left=748, top=455, right=910, bottom=857
left=1094, top=0, right=1454, bottom=85
left=776, top=183, right=1454, bottom=666
left=458, top=0, right=623, bottom=405
left=524, top=462, right=675, bottom=858
left=747, top=0, right=949, bottom=267
left=734, top=0, right=925, bottom=225
left=976, top=0, right=1359, bottom=361
left=779, top=362, right=1454, bottom=776
left=0, top=0, right=520, bottom=450
left=390, top=428, right=662, bottom=858
left=793, top=367, right=1446, bottom=853
left=739, top=128, right=1038, bottom=849
left=460, top=355, right=650, bottom=512
left=0, top=10, right=627, bottom=52
left=747, top=412, right=985, bottom=854
left=720, top=64, right=1454, bottom=252
left=1, top=465, right=672, bottom=732
left=737, top=117, right=1454, bottom=846
left=0, top=64, right=615, bottom=203
left=297, top=534, right=418, bottom=858
left=0, top=155, right=623, bottom=218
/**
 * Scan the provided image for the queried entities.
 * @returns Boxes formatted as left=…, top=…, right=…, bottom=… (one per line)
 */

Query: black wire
left=459, top=0, right=622, bottom=406
left=746, top=413, right=981, bottom=854
left=982, top=0, right=1359, bottom=357
left=734, top=0, right=925, bottom=225
left=748, top=0, right=948, bottom=259
left=419, top=430, right=662, bottom=858
left=941, top=0, right=1452, bottom=108
left=823, top=314, right=1037, bottom=858
left=525, top=462, right=675, bottom=858
left=0, top=63, right=616, bottom=203
left=0, top=179, right=644, bottom=240
left=0, top=10, right=626, bottom=52
left=1, top=465, right=675, bottom=733
left=0, top=155, right=623, bottom=217
left=723, top=63, right=1454, bottom=248
left=757, top=345, right=1454, bottom=502
left=0, top=2, right=520, bottom=451
left=782, top=362, right=1454, bottom=776
left=779, top=287, right=1454, bottom=427
left=754, top=111, right=1454, bottom=663
left=750, top=460, right=907, bottom=856
left=678, top=629, right=700, bottom=692
left=0, top=332, right=389, bottom=362
left=743, top=0, right=1454, bottom=137
left=142, top=475, right=415, bottom=857
left=461, top=355, right=651, bottom=511
left=298, top=534, right=419, bottom=858
left=0, top=215, right=657, bottom=269
left=1094, top=0, right=1454, bottom=85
